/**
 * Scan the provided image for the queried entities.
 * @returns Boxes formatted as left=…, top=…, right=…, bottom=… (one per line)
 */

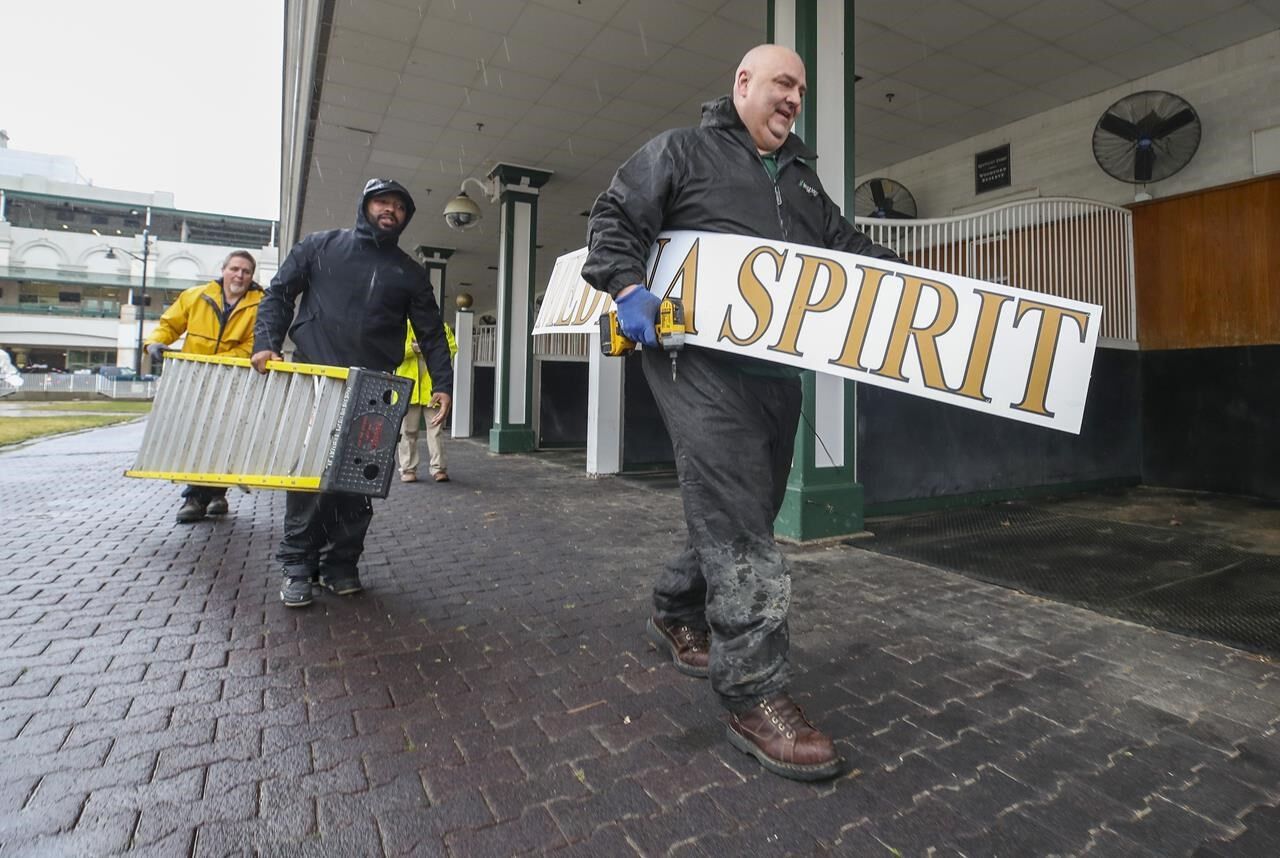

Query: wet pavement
left=1, top=421, right=1278, bottom=856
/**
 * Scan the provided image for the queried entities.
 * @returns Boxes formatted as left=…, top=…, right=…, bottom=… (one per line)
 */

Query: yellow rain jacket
left=396, top=321, right=457, bottom=404
left=145, top=279, right=264, bottom=357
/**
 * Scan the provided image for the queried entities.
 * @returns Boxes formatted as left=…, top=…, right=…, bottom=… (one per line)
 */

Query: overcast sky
left=1, top=0, right=284, bottom=220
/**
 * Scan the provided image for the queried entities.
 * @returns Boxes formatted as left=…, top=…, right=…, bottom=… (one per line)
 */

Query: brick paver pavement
left=2, top=420, right=1278, bottom=856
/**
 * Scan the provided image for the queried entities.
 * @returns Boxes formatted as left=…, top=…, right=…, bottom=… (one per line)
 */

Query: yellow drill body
left=599, top=296, right=686, bottom=364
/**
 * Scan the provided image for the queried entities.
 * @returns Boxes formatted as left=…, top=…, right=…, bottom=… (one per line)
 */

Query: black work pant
left=276, top=491, right=373, bottom=581
left=642, top=347, right=802, bottom=711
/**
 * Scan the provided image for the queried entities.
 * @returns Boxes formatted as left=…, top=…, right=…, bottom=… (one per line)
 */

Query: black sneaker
left=320, top=570, right=363, bottom=596
left=175, top=498, right=207, bottom=524
left=280, top=576, right=313, bottom=607
left=206, top=497, right=229, bottom=516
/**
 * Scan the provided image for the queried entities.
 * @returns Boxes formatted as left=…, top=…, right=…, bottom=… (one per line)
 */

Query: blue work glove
left=145, top=343, right=168, bottom=363
left=614, top=287, right=661, bottom=349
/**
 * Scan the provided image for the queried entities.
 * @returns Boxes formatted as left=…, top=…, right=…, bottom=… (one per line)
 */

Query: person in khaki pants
left=146, top=251, right=263, bottom=523
left=396, top=321, right=457, bottom=482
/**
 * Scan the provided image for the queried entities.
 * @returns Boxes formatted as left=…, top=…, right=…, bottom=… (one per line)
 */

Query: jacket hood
left=356, top=178, right=416, bottom=243
left=700, top=95, right=817, bottom=161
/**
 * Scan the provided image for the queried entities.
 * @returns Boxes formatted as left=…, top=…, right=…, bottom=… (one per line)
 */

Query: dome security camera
left=444, top=191, right=483, bottom=231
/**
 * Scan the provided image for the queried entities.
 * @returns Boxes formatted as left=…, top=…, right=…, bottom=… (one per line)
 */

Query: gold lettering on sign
left=571, top=287, right=609, bottom=325
left=954, top=289, right=1014, bottom=402
left=769, top=253, right=847, bottom=357
left=646, top=238, right=672, bottom=288
left=829, top=265, right=893, bottom=372
left=1010, top=299, right=1090, bottom=417
left=554, top=267, right=578, bottom=325
left=873, top=275, right=959, bottom=393
left=719, top=246, right=785, bottom=346
left=659, top=238, right=700, bottom=335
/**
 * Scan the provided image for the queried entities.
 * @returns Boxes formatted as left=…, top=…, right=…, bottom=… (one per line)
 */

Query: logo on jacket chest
left=797, top=179, right=820, bottom=198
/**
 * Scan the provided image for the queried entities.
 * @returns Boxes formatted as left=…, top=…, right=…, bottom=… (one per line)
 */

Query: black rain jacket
left=254, top=179, right=453, bottom=394
left=583, top=95, right=900, bottom=299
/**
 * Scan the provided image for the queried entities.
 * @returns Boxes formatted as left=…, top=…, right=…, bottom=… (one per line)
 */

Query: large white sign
left=534, top=231, right=1101, bottom=434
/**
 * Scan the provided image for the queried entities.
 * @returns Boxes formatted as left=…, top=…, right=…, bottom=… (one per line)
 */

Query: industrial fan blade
left=1094, top=90, right=1200, bottom=186
left=855, top=177, right=917, bottom=219
left=1099, top=113, right=1141, bottom=141
left=1153, top=108, right=1196, bottom=139
left=869, top=179, right=888, bottom=208
left=1135, top=146, right=1155, bottom=183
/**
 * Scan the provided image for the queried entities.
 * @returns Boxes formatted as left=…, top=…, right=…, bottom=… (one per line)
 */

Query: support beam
left=487, top=163, right=553, bottom=454
left=415, top=245, right=454, bottom=311
left=586, top=326, right=624, bottom=475
left=451, top=307, right=474, bottom=438
left=418, top=246, right=457, bottom=432
left=773, top=0, right=866, bottom=541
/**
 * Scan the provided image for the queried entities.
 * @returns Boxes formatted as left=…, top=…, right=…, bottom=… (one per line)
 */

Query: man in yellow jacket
left=145, top=250, right=263, bottom=523
left=396, top=321, right=457, bottom=482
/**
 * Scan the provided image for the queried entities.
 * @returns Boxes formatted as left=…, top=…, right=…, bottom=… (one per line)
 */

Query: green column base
left=775, top=480, right=864, bottom=542
left=489, top=425, right=535, bottom=454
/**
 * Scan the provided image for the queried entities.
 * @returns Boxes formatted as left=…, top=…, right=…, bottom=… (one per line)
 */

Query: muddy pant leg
left=652, top=540, right=707, bottom=630
left=642, top=348, right=802, bottom=710
left=318, top=494, right=373, bottom=579
left=397, top=405, right=422, bottom=474
left=277, top=491, right=325, bottom=579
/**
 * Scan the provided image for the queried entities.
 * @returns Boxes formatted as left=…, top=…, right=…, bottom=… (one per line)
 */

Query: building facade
left=0, top=146, right=279, bottom=373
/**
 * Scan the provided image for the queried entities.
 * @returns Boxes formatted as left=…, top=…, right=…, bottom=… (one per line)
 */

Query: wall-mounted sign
left=535, top=231, right=1102, bottom=434
left=975, top=144, right=1011, bottom=194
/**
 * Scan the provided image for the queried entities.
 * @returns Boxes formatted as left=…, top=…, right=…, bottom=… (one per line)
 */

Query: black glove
left=145, top=343, right=168, bottom=362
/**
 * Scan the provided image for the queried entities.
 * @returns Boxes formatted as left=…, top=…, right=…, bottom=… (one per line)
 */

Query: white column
left=451, top=309, right=474, bottom=438
left=487, top=163, right=552, bottom=453
left=814, top=371, right=846, bottom=467
left=813, top=0, right=849, bottom=471
left=586, top=327, right=624, bottom=475
left=496, top=200, right=533, bottom=426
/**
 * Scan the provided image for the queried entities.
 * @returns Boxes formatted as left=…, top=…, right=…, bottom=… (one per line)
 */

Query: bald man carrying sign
left=584, top=45, right=903, bottom=781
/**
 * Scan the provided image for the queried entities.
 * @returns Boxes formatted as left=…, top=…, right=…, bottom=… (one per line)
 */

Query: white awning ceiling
left=291, top=0, right=1280, bottom=312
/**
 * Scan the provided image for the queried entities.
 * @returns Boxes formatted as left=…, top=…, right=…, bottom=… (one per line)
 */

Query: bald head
left=733, top=44, right=807, bottom=153
left=736, top=44, right=804, bottom=80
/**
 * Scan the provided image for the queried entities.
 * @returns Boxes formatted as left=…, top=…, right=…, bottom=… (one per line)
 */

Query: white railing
left=473, top=325, right=497, bottom=366
left=6, top=373, right=157, bottom=399
left=472, top=326, right=590, bottom=364
left=854, top=196, right=1136, bottom=343
left=534, top=333, right=591, bottom=361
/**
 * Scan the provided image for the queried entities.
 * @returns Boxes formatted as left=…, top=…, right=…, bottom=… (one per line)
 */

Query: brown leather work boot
left=645, top=615, right=710, bottom=677
left=726, top=694, right=843, bottom=781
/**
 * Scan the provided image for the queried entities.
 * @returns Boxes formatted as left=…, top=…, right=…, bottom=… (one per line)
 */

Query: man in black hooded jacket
left=583, top=45, right=900, bottom=781
left=252, top=178, right=454, bottom=608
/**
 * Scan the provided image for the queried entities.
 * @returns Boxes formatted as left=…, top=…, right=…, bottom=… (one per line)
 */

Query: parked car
left=97, top=365, right=158, bottom=382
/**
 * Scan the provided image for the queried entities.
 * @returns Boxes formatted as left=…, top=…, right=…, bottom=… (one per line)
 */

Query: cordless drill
left=600, top=296, right=686, bottom=380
